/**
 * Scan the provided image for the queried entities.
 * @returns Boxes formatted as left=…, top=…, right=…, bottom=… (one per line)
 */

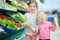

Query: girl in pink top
left=35, top=11, right=56, bottom=40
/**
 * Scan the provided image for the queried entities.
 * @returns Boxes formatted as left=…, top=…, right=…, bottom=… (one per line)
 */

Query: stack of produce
left=0, top=12, right=21, bottom=30
left=12, top=12, right=26, bottom=23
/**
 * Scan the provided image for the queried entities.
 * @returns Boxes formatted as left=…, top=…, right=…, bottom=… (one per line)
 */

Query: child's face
left=37, top=12, right=46, bottom=22
left=28, top=3, right=37, bottom=12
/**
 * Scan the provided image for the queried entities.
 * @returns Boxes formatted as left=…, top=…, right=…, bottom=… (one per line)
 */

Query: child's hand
left=25, top=21, right=31, bottom=28
left=33, top=31, right=37, bottom=36
left=25, top=21, right=35, bottom=31
left=25, top=22, right=33, bottom=29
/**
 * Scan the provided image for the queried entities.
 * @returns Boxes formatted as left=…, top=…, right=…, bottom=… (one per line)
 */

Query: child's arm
left=33, top=25, right=40, bottom=36
left=24, top=14, right=35, bottom=31
left=49, top=16, right=60, bottom=32
left=33, top=29, right=38, bottom=36
left=49, top=21, right=56, bottom=31
left=53, top=17, right=59, bottom=31
left=25, top=21, right=35, bottom=31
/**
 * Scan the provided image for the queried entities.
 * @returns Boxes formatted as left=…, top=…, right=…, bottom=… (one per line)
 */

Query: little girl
left=24, top=1, right=37, bottom=40
left=35, top=11, right=56, bottom=40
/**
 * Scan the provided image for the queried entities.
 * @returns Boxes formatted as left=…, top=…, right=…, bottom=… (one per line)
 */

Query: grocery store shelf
left=0, top=8, right=17, bottom=13
left=6, top=26, right=25, bottom=40
left=0, top=8, right=27, bottom=14
left=0, top=3, right=26, bottom=40
left=17, top=9, right=27, bottom=14
left=0, top=8, right=27, bottom=20
left=0, top=26, right=25, bottom=40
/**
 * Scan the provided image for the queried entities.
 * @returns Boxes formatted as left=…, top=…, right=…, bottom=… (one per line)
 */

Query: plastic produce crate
left=6, top=27, right=25, bottom=40
left=14, top=34, right=25, bottom=40
left=19, top=34, right=25, bottom=40
left=0, top=24, right=16, bottom=40
left=3, top=26, right=16, bottom=33
left=0, top=24, right=25, bottom=40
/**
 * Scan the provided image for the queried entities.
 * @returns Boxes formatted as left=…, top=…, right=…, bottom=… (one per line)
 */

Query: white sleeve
left=24, top=13, right=28, bottom=19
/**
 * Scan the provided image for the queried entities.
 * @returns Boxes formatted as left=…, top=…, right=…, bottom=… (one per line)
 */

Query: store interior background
left=0, top=0, right=60, bottom=40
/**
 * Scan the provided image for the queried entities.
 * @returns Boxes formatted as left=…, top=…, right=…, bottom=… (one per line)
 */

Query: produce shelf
left=0, top=8, right=27, bottom=14
left=0, top=8, right=17, bottom=13
left=17, top=8, right=27, bottom=15
left=0, top=24, right=25, bottom=40
left=0, top=7, right=26, bottom=40
left=7, top=26, right=25, bottom=40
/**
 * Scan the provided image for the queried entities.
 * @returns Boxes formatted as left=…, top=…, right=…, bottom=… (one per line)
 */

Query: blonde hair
left=37, top=10, right=48, bottom=21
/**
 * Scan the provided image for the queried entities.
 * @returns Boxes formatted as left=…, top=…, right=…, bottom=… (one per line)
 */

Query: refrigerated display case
left=0, top=24, right=25, bottom=40
left=0, top=0, right=28, bottom=40
left=0, top=5, right=27, bottom=40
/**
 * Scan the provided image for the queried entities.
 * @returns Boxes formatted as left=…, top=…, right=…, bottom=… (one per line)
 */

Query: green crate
left=20, top=35, right=26, bottom=40
left=0, top=27, right=25, bottom=40
left=6, top=27, right=25, bottom=40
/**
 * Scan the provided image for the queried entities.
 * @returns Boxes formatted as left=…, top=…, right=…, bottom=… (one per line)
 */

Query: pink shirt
left=38, top=22, right=56, bottom=39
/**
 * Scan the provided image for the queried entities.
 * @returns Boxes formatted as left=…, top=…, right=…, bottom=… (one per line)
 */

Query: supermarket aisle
left=50, top=14, right=60, bottom=40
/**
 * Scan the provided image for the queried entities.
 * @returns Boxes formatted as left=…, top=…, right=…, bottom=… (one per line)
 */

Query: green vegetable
left=0, top=19, right=9, bottom=26
left=12, top=12, right=26, bottom=23
left=2, top=20, right=9, bottom=26
left=10, top=1, right=17, bottom=8
left=7, top=22, right=17, bottom=30
left=17, top=12, right=26, bottom=23
left=0, top=18, right=17, bottom=30
left=0, top=19, right=2, bottom=24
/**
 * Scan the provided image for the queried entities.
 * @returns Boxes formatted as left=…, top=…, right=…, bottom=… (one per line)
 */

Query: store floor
left=50, top=29, right=60, bottom=40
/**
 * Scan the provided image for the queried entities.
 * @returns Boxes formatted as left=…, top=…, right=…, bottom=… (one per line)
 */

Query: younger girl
left=35, top=11, right=56, bottom=40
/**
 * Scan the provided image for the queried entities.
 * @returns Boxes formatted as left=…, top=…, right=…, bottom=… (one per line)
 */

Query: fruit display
left=0, top=0, right=27, bottom=39
left=6, top=0, right=17, bottom=8
left=9, top=20, right=20, bottom=28
left=0, top=13, right=7, bottom=19
left=0, top=11, right=26, bottom=37
left=15, top=22, right=20, bottom=28
left=10, top=1, right=17, bottom=8
left=0, top=19, right=9, bottom=26
left=16, top=0, right=29, bottom=10
left=17, top=2, right=28, bottom=10
left=0, top=19, right=15, bottom=30
left=17, top=12, right=26, bottom=23
left=12, top=12, right=26, bottom=23
left=7, top=22, right=17, bottom=30
left=6, top=0, right=28, bottom=10
left=0, top=13, right=21, bottom=30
